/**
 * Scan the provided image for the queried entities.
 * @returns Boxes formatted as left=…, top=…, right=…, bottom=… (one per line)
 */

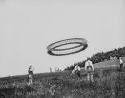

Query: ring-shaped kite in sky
left=47, top=38, right=88, bottom=56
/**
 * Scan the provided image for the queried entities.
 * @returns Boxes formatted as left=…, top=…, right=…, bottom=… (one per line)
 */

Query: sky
left=0, top=0, right=125, bottom=77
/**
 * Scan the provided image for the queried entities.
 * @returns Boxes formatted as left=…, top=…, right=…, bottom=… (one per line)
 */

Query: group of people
left=27, top=57, right=124, bottom=85
left=27, top=59, right=95, bottom=85
left=72, top=59, right=94, bottom=82
left=26, top=57, right=124, bottom=97
left=71, top=57, right=124, bottom=82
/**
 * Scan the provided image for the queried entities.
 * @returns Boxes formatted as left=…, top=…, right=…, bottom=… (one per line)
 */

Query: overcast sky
left=0, top=0, right=125, bottom=77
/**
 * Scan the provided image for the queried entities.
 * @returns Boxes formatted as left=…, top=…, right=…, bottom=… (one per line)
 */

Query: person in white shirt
left=85, top=59, right=94, bottom=82
left=28, top=65, right=34, bottom=85
left=72, top=65, right=81, bottom=78
left=119, top=57, right=123, bottom=71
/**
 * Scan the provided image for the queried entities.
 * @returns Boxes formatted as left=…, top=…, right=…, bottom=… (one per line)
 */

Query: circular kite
left=47, top=38, right=88, bottom=56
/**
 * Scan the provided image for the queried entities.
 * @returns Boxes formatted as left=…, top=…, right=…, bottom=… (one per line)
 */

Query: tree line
left=65, top=46, right=125, bottom=70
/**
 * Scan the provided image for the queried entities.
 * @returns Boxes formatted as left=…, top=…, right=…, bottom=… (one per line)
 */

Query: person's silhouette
left=28, top=65, right=34, bottom=85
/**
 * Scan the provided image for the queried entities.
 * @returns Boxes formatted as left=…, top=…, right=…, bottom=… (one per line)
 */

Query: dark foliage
left=65, top=46, right=125, bottom=70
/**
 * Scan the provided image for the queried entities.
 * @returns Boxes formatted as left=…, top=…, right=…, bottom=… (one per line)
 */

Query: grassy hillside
left=0, top=58, right=125, bottom=98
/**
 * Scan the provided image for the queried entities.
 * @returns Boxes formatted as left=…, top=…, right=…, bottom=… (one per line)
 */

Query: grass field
left=0, top=58, right=125, bottom=98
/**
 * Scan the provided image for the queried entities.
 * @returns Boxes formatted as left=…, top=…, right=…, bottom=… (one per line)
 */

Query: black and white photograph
left=0, top=0, right=125, bottom=98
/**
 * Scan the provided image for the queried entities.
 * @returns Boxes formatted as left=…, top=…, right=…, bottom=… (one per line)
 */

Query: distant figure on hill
left=28, top=65, right=34, bottom=85
left=85, top=59, right=94, bottom=82
left=72, top=65, right=81, bottom=78
left=49, top=84, right=56, bottom=96
left=119, top=57, right=124, bottom=71
left=50, top=67, right=52, bottom=72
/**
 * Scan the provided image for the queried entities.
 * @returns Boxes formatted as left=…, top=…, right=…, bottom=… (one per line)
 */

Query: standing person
left=72, top=64, right=81, bottom=78
left=28, top=65, right=34, bottom=85
left=49, top=84, right=56, bottom=96
left=50, top=67, right=52, bottom=72
left=119, top=57, right=123, bottom=71
left=85, top=59, right=94, bottom=82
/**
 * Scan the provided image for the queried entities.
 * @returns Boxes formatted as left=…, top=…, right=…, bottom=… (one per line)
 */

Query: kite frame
left=47, top=38, right=88, bottom=56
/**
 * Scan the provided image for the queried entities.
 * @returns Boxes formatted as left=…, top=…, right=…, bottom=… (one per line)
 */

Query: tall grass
left=0, top=68, right=125, bottom=98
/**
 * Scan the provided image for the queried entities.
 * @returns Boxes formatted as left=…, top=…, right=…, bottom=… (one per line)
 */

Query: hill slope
left=0, top=58, right=125, bottom=98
